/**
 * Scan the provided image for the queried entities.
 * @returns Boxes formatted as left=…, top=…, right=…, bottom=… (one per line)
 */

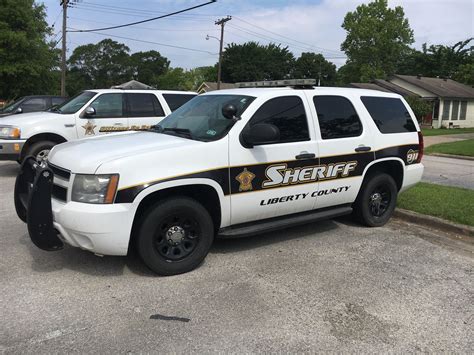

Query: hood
left=0, top=111, right=60, bottom=126
left=48, top=131, right=202, bottom=173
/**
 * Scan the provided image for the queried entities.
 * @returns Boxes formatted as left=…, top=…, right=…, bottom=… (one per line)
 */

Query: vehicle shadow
left=0, top=162, right=20, bottom=177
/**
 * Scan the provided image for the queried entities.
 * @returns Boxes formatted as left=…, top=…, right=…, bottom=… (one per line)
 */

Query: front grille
left=48, top=163, right=71, bottom=181
left=52, top=184, right=67, bottom=202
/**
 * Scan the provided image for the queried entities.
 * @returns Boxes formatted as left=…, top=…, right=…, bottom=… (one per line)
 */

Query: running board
left=218, top=205, right=353, bottom=238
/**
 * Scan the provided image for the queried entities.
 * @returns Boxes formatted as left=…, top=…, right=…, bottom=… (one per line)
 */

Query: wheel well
left=129, top=184, right=222, bottom=251
left=21, top=133, right=67, bottom=160
left=364, top=160, right=404, bottom=191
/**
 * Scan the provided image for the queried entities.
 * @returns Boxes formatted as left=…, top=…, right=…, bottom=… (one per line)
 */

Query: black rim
left=153, top=213, right=200, bottom=261
left=368, top=184, right=391, bottom=217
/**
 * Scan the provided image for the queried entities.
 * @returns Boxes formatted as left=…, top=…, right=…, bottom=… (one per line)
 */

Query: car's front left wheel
left=137, top=197, right=214, bottom=276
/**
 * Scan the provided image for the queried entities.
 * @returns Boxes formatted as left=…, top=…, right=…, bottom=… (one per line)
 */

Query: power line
left=68, top=0, right=217, bottom=33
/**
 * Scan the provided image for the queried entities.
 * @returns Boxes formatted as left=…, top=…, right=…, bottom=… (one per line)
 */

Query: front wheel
left=137, top=197, right=214, bottom=276
left=26, top=141, right=56, bottom=165
left=353, top=173, right=398, bottom=227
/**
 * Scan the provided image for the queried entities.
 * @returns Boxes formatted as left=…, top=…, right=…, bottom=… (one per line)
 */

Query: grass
left=398, top=182, right=474, bottom=226
left=421, top=127, right=474, bottom=136
left=425, top=139, right=474, bottom=157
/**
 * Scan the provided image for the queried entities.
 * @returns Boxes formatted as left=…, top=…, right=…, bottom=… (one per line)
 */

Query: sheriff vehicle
left=0, top=89, right=196, bottom=162
left=14, top=79, right=424, bottom=275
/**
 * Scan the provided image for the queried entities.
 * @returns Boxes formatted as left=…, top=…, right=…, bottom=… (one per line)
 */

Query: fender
left=129, top=178, right=231, bottom=228
left=361, top=157, right=405, bottom=187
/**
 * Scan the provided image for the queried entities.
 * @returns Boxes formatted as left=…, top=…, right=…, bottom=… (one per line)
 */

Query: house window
left=433, top=100, right=439, bottom=119
left=451, top=101, right=459, bottom=120
left=460, top=101, right=467, bottom=120
left=442, top=100, right=451, bottom=120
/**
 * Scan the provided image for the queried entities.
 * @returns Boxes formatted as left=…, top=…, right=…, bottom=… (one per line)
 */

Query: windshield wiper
left=50, top=107, right=62, bottom=113
left=152, top=125, right=193, bottom=139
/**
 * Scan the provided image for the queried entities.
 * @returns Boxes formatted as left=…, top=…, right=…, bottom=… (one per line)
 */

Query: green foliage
left=293, top=53, right=337, bottom=85
left=0, top=0, right=59, bottom=99
left=130, top=50, right=170, bottom=85
left=221, top=42, right=295, bottom=82
left=156, top=68, right=194, bottom=91
left=421, top=127, right=474, bottom=136
left=340, top=0, right=414, bottom=84
left=425, top=139, right=474, bottom=157
left=405, top=96, right=432, bottom=121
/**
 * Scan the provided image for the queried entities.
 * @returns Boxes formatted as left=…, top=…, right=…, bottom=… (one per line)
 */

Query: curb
left=394, top=208, right=474, bottom=237
left=429, top=153, right=474, bottom=161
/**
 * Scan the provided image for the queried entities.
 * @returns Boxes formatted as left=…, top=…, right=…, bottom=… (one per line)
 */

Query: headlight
left=72, top=174, right=119, bottom=204
left=0, top=126, right=21, bottom=139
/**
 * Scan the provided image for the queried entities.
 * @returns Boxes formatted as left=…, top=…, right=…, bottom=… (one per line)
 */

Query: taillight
left=417, top=131, right=424, bottom=163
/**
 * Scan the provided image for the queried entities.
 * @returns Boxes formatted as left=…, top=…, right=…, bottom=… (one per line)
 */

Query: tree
left=130, top=50, right=170, bottom=86
left=340, top=0, right=414, bottom=83
left=0, top=0, right=59, bottom=99
left=293, top=53, right=337, bottom=86
left=221, top=42, right=295, bottom=82
left=405, top=96, right=432, bottom=122
left=156, top=68, right=194, bottom=91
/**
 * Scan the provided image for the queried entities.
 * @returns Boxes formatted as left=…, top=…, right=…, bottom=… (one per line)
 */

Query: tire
left=26, top=141, right=56, bottom=164
left=353, top=172, right=398, bottom=227
left=137, top=197, right=214, bottom=276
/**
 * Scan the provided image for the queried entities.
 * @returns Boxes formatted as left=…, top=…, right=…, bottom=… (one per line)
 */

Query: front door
left=76, top=93, right=128, bottom=138
left=229, top=94, right=319, bottom=225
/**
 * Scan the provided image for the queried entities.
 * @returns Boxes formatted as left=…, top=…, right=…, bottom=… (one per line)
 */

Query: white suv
left=15, top=80, right=424, bottom=275
left=0, top=89, right=196, bottom=162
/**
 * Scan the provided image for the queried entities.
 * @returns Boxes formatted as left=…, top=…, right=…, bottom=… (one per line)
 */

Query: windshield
left=156, top=95, right=255, bottom=141
left=1, top=97, right=24, bottom=113
left=54, top=91, right=96, bottom=114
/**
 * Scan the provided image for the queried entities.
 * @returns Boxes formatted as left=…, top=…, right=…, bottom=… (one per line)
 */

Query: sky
left=41, top=0, right=474, bottom=69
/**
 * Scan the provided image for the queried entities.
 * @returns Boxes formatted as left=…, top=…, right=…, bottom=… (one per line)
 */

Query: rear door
left=162, top=93, right=197, bottom=112
left=309, top=93, right=375, bottom=209
left=126, top=93, right=166, bottom=130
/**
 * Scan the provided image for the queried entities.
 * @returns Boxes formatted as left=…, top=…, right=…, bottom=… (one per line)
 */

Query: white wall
left=436, top=99, right=474, bottom=128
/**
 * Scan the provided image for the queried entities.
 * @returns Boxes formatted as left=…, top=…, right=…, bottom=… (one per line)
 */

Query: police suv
left=0, top=89, right=196, bottom=162
left=14, top=79, right=424, bottom=275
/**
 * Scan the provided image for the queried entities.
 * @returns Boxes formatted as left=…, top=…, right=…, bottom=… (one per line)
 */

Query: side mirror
left=15, top=107, right=23, bottom=114
left=84, top=106, right=96, bottom=117
left=241, top=123, right=280, bottom=148
left=222, top=104, right=237, bottom=119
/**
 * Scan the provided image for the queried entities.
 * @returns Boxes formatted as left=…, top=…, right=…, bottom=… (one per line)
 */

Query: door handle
left=355, top=146, right=371, bottom=152
left=295, top=152, right=316, bottom=160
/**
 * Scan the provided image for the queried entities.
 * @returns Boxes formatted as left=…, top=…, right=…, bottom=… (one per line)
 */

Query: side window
left=248, top=96, right=309, bottom=144
left=89, top=93, right=124, bottom=118
left=52, top=97, right=65, bottom=106
left=442, top=100, right=451, bottom=120
left=22, top=98, right=48, bottom=112
left=163, top=94, right=197, bottom=111
left=313, top=96, right=362, bottom=139
left=127, top=93, right=164, bottom=117
left=361, top=96, right=416, bottom=134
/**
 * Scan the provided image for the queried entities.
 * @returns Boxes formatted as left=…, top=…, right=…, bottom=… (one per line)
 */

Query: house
left=197, top=82, right=236, bottom=94
left=351, top=75, right=474, bottom=128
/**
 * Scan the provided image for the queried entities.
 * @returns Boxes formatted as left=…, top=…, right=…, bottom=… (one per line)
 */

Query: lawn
left=398, top=182, right=474, bottom=226
left=425, top=139, right=474, bottom=157
left=421, top=127, right=474, bottom=136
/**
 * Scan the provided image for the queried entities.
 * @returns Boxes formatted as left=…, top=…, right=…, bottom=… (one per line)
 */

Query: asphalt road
left=1, top=161, right=473, bottom=353
left=422, top=155, right=474, bottom=190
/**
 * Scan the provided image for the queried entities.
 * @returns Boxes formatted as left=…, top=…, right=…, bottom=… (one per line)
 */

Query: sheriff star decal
left=236, top=168, right=256, bottom=192
left=82, top=121, right=97, bottom=135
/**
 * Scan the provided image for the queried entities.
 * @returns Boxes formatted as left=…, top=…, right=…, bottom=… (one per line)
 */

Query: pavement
left=0, top=160, right=473, bottom=353
left=424, top=132, right=474, bottom=147
left=421, top=155, right=474, bottom=190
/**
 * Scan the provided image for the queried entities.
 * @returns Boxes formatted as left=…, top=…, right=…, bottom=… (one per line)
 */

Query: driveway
left=422, top=155, right=474, bottom=190
left=424, top=133, right=474, bottom=147
left=0, top=161, right=473, bottom=353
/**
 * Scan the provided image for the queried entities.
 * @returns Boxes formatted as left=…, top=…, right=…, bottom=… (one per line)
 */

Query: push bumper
left=0, top=139, right=25, bottom=161
left=14, top=157, right=134, bottom=255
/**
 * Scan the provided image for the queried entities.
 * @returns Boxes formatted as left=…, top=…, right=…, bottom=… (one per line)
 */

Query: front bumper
left=14, top=157, right=134, bottom=256
left=0, top=139, right=25, bottom=161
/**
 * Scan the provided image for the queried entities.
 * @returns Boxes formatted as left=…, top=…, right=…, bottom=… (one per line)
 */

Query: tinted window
left=361, top=96, right=416, bottom=133
left=52, top=97, right=66, bottom=106
left=90, top=93, right=124, bottom=118
left=22, top=98, right=48, bottom=111
left=248, top=96, right=309, bottom=144
left=127, top=93, right=164, bottom=117
left=313, top=96, right=362, bottom=139
left=163, top=94, right=197, bottom=111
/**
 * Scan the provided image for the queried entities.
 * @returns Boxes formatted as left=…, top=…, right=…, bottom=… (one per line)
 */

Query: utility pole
left=60, top=0, right=69, bottom=97
left=215, top=16, right=231, bottom=90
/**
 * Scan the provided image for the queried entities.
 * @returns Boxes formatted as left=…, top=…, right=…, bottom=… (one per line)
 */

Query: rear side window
left=52, top=97, right=66, bottom=106
left=313, top=96, right=362, bottom=139
left=248, top=96, right=309, bottom=144
left=163, top=94, right=197, bottom=111
left=127, top=93, right=164, bottom=117
left=22, top=98, right=48, bottom=111
left=361, top=97, right=416, bottom=133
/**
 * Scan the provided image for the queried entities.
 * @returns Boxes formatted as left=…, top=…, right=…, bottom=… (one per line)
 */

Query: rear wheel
left=353, top=173, right=398, bottom=227
left=137, top=197, right=214, bottom=276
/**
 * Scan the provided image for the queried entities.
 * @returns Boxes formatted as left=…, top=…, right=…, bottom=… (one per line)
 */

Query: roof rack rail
left=235, top=79, right=316, bottom=88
